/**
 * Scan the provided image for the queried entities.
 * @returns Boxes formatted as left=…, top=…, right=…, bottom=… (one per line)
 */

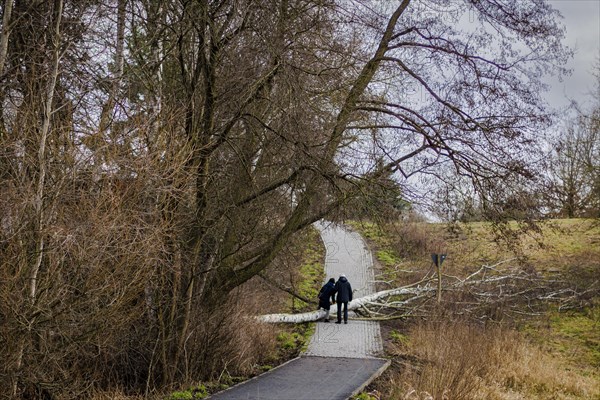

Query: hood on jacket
left=338, top=276, right=348, bottom=283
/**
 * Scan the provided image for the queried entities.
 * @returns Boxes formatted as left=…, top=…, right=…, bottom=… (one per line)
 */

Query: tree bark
left=0, top=0, right=14, bottom=78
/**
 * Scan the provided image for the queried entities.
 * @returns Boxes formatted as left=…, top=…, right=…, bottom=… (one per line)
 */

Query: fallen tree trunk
left=258, top=279, right=435, bottom=323
left=259, top=309, right=329, bottom=324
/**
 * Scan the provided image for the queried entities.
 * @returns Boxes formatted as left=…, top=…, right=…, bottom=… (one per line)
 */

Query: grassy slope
left=349, top=219, right=599, bottom=400
left=446, top=220, right=600, bottom=381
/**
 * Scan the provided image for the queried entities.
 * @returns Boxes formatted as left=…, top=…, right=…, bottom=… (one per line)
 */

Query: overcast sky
left=548, top=0, right=599, bottom=111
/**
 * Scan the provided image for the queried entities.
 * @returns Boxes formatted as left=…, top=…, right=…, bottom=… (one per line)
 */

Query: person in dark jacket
left=317, top=278, right=336, bottom=322
left=333, top=274, right=352, bottom=324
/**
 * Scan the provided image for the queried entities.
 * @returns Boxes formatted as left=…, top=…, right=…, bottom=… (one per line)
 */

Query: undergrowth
left=163, top=227, right=324, bottom=400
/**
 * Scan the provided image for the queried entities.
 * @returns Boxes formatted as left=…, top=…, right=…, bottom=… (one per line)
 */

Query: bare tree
left=544, top=105, right=600, bottom=218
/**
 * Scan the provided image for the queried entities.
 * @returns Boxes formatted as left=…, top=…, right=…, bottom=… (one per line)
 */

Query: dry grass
left=351, top=218, right=600, bottom=400
left=383, top=320, right=599, bottom=400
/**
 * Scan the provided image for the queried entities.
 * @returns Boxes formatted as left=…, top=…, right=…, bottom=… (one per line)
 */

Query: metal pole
left=436, top=261, right=442, bottom=303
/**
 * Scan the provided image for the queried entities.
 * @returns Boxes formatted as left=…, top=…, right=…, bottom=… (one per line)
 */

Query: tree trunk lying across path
left=258, top=279, right=434, bottom=323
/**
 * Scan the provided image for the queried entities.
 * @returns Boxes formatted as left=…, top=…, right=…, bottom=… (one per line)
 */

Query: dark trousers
left=337, top=301, right=348, bottom=322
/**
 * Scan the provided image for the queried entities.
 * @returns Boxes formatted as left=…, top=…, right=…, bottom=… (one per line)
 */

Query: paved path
left=305, top=222, right=383, bottom=358
left=208, top=222, right=388, bottom=399
left=207, top=357, right=388, bottom=400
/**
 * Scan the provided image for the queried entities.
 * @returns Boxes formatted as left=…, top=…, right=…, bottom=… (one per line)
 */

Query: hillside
left=349, top=219, right=599, bottom=400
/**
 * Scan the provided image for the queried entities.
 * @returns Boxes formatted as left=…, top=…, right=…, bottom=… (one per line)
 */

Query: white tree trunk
left=258, top=283, right=434, bottom=323
left=29, top=0, right=63, bottom=302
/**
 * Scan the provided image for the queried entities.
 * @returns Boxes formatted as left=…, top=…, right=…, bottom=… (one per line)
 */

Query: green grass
left=449, top=219, right=600, bottom=271
left=298, top=260, right=322, bottom=300
left=347, top=220, right=390, bottom=247
left=549, top=307, right=600, bottom=368
left=389, top=329, right=409, bottom=345
left=348, top=221, right=405, bottom=281
left=166, top=386, right=208, bottom=400
left=350, top=219, right=600, bottom=276
left=520, top=305, right=600, bottom=390
left=375, top=249, right=401, bottom=268
left=299, top=322, right=316, bottom=353
left=278, top=227, right=323, bottom=356
left=275, top=323, right=315, bottom=357
left=276, top=331, right=303, bottom=350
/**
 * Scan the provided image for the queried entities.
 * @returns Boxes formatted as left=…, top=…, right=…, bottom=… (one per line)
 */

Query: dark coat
left=318, top=281, right=335, bottom=310
left=334, top=276, right=353, bottom=303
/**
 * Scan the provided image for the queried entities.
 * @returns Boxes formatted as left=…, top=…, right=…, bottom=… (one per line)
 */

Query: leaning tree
left=117, top=0, right=571, bottom=385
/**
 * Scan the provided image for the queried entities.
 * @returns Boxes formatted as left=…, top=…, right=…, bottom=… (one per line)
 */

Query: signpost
left=431, top=253, right=447, bottom=303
